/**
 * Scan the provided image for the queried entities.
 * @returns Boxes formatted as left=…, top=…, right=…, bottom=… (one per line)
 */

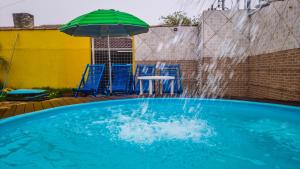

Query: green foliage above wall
left=160, top=11, right=199, bottom=26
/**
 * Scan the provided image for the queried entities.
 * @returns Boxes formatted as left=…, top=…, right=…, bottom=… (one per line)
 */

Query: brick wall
left=136, top=58, right=249, bottom=98
left=197, top=48, right=300, bottom=102
left=248, top=48, right=300, bottom=102
left=135, top=48, right=300, bottom=102
left=197, top=57, right=248, bottom=98
left=198, top=48, right=300, bottom=102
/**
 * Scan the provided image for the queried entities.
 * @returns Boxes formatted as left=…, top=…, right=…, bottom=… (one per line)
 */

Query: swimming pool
left=0, top=98, right=299, bottom=169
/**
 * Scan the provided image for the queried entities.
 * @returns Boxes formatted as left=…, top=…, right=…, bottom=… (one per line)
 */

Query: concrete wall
left=0, top=30, right=90, bottom=89
left=199, top=10, right=250, bottom=58
left=199, top=0, right=300, bottom=57
left=249, top=0, right=300, bottom=55
left=134, top=26, right=199, bottom=61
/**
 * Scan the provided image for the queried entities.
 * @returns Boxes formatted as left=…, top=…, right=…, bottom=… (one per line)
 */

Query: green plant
left=48, top=90, right=61, bottom=99
left=37, top=87, right=73, bottom=99
left=160, top=11, right=199, bottom=26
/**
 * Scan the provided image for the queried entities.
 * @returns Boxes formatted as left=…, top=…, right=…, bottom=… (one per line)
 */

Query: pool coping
left=1, top=98, right=300, bottom=125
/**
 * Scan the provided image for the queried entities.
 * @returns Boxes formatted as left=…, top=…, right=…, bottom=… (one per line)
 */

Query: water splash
left=93, top=113, right=215, bottom=145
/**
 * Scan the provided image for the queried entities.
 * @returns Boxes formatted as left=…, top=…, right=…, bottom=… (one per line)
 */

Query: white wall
left=249, top=0, right=300, bottom=55
left=199, top=9, right=250, bottom=58
left=134, top=26, right=199, bottom=61
left=134, top=0, right=300, bottom=61
left=199, top=0, right=300, bottom=58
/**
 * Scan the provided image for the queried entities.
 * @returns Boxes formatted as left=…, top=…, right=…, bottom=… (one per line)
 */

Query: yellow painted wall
left=0, top=30, right=90, bottom=89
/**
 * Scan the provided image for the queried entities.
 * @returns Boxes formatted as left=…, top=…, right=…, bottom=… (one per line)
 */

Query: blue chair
left=159, top=64, right=183, bottom=94
left=134, top=64, right=156, bottom=94
left=107, top=64, right=132, bottom=94
left=74, top=64, right=105, bottom=97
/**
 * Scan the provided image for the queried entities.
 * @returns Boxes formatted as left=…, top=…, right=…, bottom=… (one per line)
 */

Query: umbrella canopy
left=60, top=9, right=149, bottom=94
left=60, top=9, right=149, bottom=37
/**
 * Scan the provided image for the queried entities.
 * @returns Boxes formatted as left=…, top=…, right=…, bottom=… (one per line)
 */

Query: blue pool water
left=0, top=98, right=300, bottom=169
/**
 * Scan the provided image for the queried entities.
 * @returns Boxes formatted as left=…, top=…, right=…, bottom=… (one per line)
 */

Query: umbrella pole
left=108, top=35, right=112, bottom=94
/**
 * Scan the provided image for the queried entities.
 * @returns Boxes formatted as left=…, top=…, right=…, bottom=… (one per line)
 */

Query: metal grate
left=93, top=37, right=133, bottom=89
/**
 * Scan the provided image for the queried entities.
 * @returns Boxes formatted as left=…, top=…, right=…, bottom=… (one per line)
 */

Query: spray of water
left=135, top=0, right=261, bottom=100
left=92, top=112, right=215, bottom=145
left=132, top=0, right=298, bottom=143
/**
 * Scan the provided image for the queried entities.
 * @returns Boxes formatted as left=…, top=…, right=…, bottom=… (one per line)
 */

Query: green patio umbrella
left=60, top=9, right=149, bottom=94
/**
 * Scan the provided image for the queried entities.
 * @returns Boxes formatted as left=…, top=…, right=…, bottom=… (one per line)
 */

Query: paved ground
left=0, top=95, right=138, bottom=119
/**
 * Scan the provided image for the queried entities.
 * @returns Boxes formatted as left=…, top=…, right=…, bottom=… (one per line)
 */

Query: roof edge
left=0, top=25, right=62, bottom=31
left=0, top=24, right=197, bottom=31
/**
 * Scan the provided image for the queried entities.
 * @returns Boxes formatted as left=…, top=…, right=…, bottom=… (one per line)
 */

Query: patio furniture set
left=74, top=64, right=183, bottom=97
left=4, top=10, right=181, bottom=100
